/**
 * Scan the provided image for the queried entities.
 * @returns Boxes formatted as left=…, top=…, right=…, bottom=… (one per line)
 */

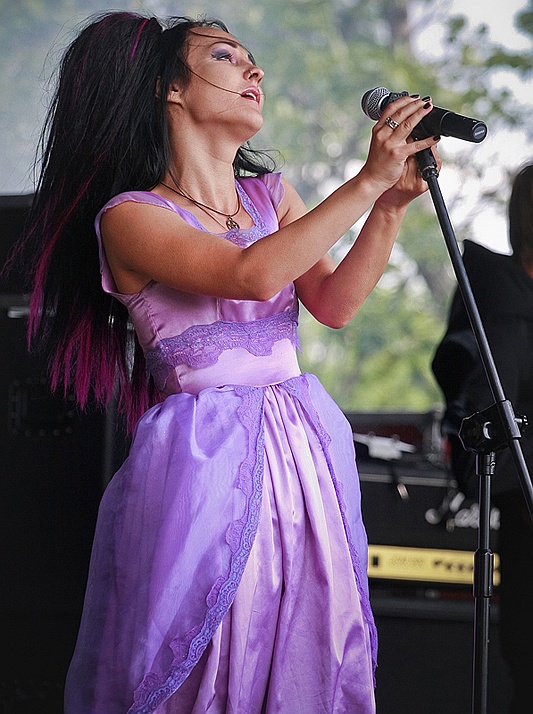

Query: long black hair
left=15, top=11, right=275, bottom=431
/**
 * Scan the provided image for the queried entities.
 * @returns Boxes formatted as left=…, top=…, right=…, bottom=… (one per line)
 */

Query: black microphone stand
left=415, top=147, right=533, bottom=714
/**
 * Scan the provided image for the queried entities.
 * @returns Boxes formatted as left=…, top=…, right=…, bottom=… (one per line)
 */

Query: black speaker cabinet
left=347, top=411, right=513, bottom=713
left=0, top=196, right=128, bottom=711
left=372, top=596, right=512, bottom=714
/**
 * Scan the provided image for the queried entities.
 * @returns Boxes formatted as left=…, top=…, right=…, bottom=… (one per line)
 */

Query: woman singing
left=18, top=11, right=440, bottom=713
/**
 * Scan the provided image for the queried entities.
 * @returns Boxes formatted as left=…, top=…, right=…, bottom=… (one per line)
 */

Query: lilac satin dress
left=64, top=173, right=377, bottom=714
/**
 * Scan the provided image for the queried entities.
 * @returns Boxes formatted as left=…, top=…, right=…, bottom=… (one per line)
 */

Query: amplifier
left=346, top=411, right=501, bottom=588
left=345, top=413, right=511, bottom=713
left=0, top=193, right=32, bottom=293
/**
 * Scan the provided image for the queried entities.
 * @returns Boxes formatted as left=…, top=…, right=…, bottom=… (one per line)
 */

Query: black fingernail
left=410, top=93, right=420, bottom=99
left=433, top=135, right=441, bottom=140
left=423, top=102, right=431, bottom=109
left=422, top=95, right=431, bottom=101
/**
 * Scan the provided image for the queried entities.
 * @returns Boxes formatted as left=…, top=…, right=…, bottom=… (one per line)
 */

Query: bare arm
left=102, top=166, right=386, bottom=299
left=295, top=146, right=439, bottom=327
left=101, top=95, right=439, bottom=302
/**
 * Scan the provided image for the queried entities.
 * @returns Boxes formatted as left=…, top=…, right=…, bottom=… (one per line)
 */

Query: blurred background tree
left=1, top=0, right=532, bottom=414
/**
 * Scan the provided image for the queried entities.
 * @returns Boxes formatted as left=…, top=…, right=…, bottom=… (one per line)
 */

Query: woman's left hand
left=376, top=142, right=442, bottom=211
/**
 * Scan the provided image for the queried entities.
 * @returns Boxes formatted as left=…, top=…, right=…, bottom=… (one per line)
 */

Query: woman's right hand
left=359, top=95, right=440, bottom=195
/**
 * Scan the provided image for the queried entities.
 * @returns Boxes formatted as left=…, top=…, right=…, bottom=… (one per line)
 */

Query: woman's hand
left=376, top=142, right=442, bottom=212
left=359, top=94, right=441, bottom=198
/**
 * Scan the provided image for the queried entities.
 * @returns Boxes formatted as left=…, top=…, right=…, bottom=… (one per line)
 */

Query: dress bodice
left=95, top=174, right=301, bottom=396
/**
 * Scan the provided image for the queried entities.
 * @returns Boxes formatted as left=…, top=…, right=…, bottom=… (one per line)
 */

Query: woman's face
left=171, top=27, right=265, bottom=139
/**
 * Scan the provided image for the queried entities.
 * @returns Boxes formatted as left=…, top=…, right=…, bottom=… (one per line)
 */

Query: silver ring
left=384, top=116, right=399, bottom=130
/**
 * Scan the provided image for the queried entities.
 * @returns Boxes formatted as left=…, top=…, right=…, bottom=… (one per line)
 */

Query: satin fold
left=65, top=377, right=376, bottom=713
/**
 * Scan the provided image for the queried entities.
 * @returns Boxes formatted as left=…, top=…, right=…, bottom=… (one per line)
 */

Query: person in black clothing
left=432, top=162, right=533, bottom=714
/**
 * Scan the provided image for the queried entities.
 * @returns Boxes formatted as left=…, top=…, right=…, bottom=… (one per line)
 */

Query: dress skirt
left=64, top=374, right=377, bottom=714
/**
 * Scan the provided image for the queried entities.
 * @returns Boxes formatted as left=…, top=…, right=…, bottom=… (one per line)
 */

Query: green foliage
left=518, top=9, right=533, bottom=37
left=2, top=0, right=531, bottom=414
left=298, top=276, right=445, bottom=411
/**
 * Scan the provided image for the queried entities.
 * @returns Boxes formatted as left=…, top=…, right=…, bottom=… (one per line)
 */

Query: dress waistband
left=164, top=339, right=302, bottom=397
left=146, top=310, right=300, bottom=392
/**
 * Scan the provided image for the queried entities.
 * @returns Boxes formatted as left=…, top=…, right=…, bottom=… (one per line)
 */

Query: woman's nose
left=246, top=64, right=264, bottom=83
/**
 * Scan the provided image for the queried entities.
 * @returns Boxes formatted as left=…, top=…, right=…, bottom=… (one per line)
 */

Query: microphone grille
left=361, top=87, right=390, bottom=120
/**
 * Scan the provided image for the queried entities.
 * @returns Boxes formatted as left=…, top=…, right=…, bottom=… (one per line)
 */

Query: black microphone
left=361, top=86, right=488, bottom=143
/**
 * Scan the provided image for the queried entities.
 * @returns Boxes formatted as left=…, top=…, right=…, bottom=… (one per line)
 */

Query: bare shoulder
left=99, top=196, right=243, bottom=297
left=277, top=177, right=307, bottom=226
left=100, top=197, right=179, bottom=241
left=99, top=199, right=189, bottom=293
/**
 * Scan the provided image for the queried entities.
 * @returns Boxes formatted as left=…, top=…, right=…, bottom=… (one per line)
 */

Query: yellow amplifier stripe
left=368, top=544, right=500, bottom=586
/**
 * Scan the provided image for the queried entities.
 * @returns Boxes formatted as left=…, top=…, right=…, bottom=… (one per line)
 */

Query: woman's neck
left=164, top=119, right=243, bottom=206
left=157, top=142, right=252, bottom=233
left=163, top=167, right=237, bottom=209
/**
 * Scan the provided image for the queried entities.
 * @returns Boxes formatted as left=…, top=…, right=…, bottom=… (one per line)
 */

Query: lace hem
left=145, top=309, right=300, bottom=391
left=129, top=387, right=266, bottom=713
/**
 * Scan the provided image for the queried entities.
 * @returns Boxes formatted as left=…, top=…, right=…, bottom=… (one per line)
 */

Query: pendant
left=226, top=216, right=240, bottom=230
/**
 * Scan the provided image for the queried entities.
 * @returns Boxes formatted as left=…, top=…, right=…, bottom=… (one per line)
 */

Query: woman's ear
left=164, top=80, right=182, bottom=105
left=155, top=78, right=181, bottom=101
left=167, top=86, right=181, bottom=104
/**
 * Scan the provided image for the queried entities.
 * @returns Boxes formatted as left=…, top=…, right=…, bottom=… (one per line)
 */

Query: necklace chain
left=160, top=180, right=241, bottom=231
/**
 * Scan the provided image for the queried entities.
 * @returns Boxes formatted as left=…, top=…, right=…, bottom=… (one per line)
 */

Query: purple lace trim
left=218, top=181, right=268, bottom=247
left=176, top=180, right=268, bottom=247
left=145, top=309, right=300, bottom=391
left=282, top=376, right=378, bottom=679
left=129, top=387, right=266, bottom=713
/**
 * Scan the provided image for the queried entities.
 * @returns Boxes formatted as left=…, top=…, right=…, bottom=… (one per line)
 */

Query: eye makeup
left=210, top=40, right=256, bottom=66
left=211, top=47, right=238, bottom=63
